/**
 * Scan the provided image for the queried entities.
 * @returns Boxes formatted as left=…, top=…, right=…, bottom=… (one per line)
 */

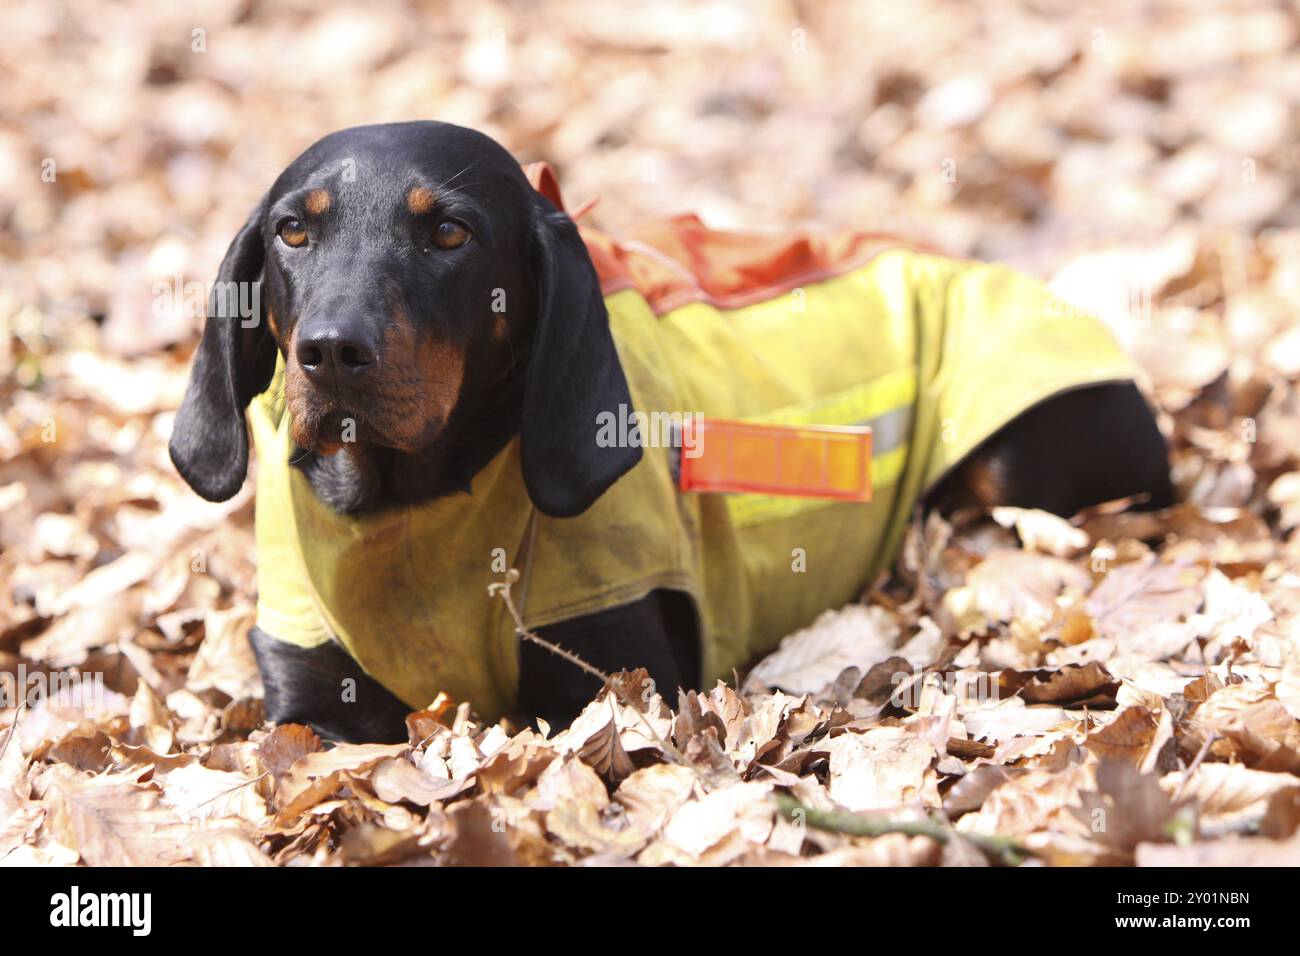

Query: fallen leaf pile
left=4, top=0, right=1300, bottom=865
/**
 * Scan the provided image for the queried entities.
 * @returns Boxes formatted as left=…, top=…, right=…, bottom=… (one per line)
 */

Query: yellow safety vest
left=251, top=216, right=1135, bottom=722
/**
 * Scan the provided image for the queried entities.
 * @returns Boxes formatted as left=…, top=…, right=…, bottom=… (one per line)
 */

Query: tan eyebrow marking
left=305, top=189, right=332, bottom=215
left=407, top=186, right=437, bottom=215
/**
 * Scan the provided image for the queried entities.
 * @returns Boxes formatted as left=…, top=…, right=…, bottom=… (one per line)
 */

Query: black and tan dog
left=170, top=121, right=1172, bottom=742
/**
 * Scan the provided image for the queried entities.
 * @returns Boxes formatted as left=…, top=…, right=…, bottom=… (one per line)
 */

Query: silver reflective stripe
left=861, top=404, right=912, bottom=457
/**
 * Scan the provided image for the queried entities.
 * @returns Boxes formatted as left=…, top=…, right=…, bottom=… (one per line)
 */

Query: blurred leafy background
left=6, top=0, right=1300, bottom=353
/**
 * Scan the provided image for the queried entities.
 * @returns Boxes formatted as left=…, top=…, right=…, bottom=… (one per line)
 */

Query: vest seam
left=604, top=243, right=923, bottom=317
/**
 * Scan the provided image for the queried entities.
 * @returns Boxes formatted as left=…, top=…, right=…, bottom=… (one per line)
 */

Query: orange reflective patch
left=679, top=419, right=873, bottom=501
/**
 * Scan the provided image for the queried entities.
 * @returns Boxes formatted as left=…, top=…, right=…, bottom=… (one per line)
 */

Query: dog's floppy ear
left=169, top=197, right=277, bottom=502
left=521, top=202, right=641, bottom=518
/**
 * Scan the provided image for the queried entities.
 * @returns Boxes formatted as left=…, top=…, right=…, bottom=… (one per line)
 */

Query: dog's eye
left=432, top=220, right=471, bottom=250
left=277, top=218, right=308, bottom=248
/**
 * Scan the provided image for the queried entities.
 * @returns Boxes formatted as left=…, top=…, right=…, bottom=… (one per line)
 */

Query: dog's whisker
left=433, top=160, right=479, bottom=193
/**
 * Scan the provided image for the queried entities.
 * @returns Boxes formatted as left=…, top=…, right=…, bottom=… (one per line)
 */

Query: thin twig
left=775, top=795, right=1029, bottom=866
left=490, top=575, right=612, bottom=686
left=0, top=701, right=25, bottom=769
left=1174, top=731, right=1218, bottom=802
left=488, top=569, right=698, bottom=773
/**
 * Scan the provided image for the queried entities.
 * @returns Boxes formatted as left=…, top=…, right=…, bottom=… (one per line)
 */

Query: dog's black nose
left=296, top=329, right=375, bottom=386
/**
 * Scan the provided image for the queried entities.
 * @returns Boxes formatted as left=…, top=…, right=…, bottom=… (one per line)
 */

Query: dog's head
left=169, top=121, right=639, bottom=517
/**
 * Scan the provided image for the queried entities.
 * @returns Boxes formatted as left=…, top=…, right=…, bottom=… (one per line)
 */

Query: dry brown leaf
left=962, top=701, right=1074, bottom=743
left=442, top=799, right=519, bottom=867
left=127, top=680, right=174, bottom=755
left=535, top=754, right=609, bottom=810
left=1085, top=554, right=1204, bottom=644
left=186, top=605, right=259, bottom=700
left=1193, top=695, right=1300, bottom=772
left=476, top=731, right=557, bottom=795
left=992, top=507, right=1089, bottom=557
left=562, top=696, right=635, bottom=784
left=38, top=764, right=194, bottom=866
left=1073, top=760, right=1196, bottom=854
left=1277, top=667, right=1300, bottom=723
left=338, top=822, right=430, bottom=866
left=1085, top=706, right=1162, bottom=764
left=743, top=605, right=901, bottom=694
left=186, top=826, right=276, bottom=866
left=545, top=800, right=648, bottom=857
left=157, top=764, right=269, bottom=825
left=1136, top=832, right=1300, bottom=866
left=825, top=727, right=939, bottom=811
left=616, top=764, right=699, bottom=833
left=1165, top=762, right=1300, bottom=834
left=370, top=756, right=473, bottom=807
left=0, top=804, right=44, bottom=862
left=1017, top=662, right=1119, bottom=706
left=42, top=552, right=157, bottom=617
left=652, top=780, right=775, bottom=863
left=797, top=835, right=942, bottom=867
left=957, top=763, right=1092, bottom=840
left=274, top=743, right=408, bottom=824
left=942, top=765, right=1017, bottom=818
left=946, top=549, right=1091, bottom=632
left=257, top=723, right=322, bottom=780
